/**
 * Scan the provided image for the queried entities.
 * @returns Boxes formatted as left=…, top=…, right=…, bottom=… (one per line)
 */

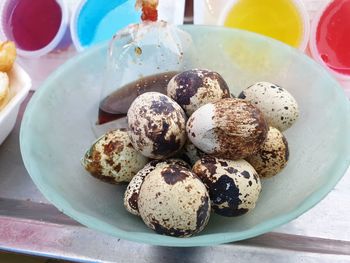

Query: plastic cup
left=0, top=0, right=70, bottom=57
left=70, top=0, right=186, bottom=52
left=309, top=0, right=350, bottom=81
left=70, top=0, right=141, bottom=52
left=217, top=0, right=310, bottom=51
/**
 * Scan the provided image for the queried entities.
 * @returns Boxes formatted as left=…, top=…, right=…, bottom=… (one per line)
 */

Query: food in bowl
left=246, top=127, right=289, bottom=178
left=193, top=157, right=261, bottom=216
left=127, top=92, right=187, bottom=159
left=176, top=140, right=205, bottom=166
left=124, top=159, right=190, bottom=216
left=238, top=81, right=299, bottom=131
left=98, top=72, right=178, bottom=125
left=0, top=72, right=10, bottom=109
left=138, top=162, right=211, bottom=237
left=81, top=128, right=148, bottom=184
left=186, top=98, right=268, bottom=160
left=82, top=68, right=299, bottom=237
left=166, top=69, right=231, bottom=116
left=0, top=41, right=16, bottom=72
left=0, top=40, right=31, bottom=145
left=0, top=41, right=16, bottom=110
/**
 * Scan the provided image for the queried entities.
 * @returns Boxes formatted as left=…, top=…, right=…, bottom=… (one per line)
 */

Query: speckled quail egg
left=82, top=129, right=148, bottom=184
left=193, top=156, right=261, bottom=217
left=127, top=92, right=187, bottom=159
left=187, top=98, right=268, bottom=160
left=167, top=69, right=231, bottom=116
left=238, top=82, right=299, bottom=131
left=138, top=163, right=211, bottom=237
left=246, top=127, right=289, bottom=178
left=176, top=140, right=206, bottom=166
left=123, top=159, right=190, bottom=216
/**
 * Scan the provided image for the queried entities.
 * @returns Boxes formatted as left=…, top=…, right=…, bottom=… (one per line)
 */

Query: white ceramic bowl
left=0, top=64, right=31, bottom=145
left=20, top=26, right=350, bottom=246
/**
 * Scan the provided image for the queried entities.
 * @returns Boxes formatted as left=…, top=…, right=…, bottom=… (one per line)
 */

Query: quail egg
left=238, top=82, right=299, bottom=131
left=124, top=159, right=190, bottom=216
left=127, top=92, right=187, bottom=159
left=176, top=140, right=206, bottom=166
left=246, top=127, right=289, bottom=178
left=167, top=69, right=231, bottom=116
left=193, top=156, right=261, bottom=217
left=82, top=129, right=148, bottom=184
left=138, top=163, right=211, bottom=237
left=187, top=98, right=268, bottom=160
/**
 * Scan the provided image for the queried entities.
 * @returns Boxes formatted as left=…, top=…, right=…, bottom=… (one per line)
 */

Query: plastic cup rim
left=0, top=0, right=69, bottom=58
left=217, top=0, right=310, bottom=52
left=309, top=0, right=350, bottom=81
left=70, top=0, right=86, bottom=52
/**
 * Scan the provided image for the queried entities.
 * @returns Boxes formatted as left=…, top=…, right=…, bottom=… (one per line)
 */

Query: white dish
left=0, top=64, right=31, bottom=145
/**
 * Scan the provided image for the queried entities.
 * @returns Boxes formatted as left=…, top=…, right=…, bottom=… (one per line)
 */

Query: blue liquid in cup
left=77, top=0, right=141, bottom=48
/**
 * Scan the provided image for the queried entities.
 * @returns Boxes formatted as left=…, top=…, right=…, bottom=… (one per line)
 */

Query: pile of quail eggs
left=82, top=69, right=299, bottom=238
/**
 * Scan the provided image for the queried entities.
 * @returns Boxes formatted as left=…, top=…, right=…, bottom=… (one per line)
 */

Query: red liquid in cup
left=316, top=0, right=350, bottom=76
left=5, top=0, right=62, bottom=51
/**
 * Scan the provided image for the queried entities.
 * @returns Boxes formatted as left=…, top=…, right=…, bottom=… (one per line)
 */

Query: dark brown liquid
left=98, top=71, right=178, bottom=124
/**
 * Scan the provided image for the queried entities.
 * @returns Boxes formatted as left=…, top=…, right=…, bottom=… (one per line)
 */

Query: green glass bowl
left=20, top=26, right=350, bottom=246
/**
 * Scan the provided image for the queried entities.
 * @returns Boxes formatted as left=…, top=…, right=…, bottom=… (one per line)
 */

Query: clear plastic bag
left=93, top=21, right=195, bottom=136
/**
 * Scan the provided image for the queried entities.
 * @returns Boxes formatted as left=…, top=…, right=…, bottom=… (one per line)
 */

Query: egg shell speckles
left=193, top=156, right=261, bottom=217
left=138, top=164, right=211, bottom=237
left=246, top=127, right=289, bottom=178
left=82, top=129, right=148, bottom=184
left=176, top=140, right=206, bottom=166
left=127, top=92, right=187, bottom=159
left=187, top=98, right=268, bottom=160
left=123, top=159, right=190, bottom=216
left=167, top=69, right=231, bottom=116
left=238, top=82, right=299, bottom=131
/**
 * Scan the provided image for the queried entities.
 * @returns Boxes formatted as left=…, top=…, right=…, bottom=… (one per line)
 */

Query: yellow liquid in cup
left=224, top=0, right=304, bottom=48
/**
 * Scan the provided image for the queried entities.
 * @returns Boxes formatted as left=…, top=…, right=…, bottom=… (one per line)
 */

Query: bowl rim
left=20, top=25, right=350, bottom=247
